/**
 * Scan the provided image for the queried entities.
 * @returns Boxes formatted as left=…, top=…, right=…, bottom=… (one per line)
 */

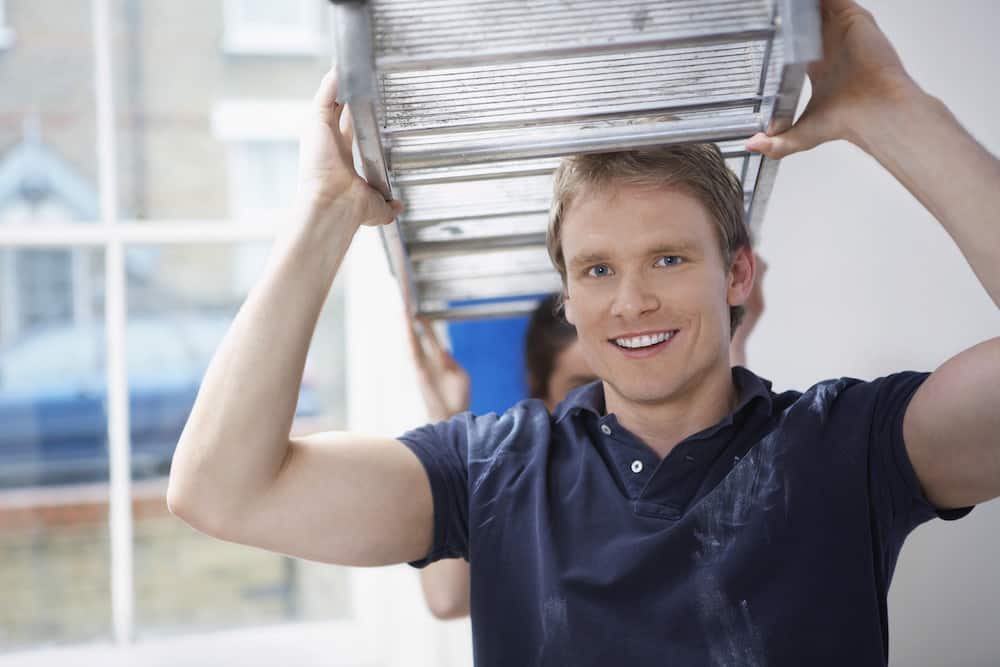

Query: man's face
left=561, top=182, right=751, bottom=407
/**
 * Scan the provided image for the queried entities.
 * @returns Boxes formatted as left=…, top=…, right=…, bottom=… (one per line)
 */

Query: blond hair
left=546, top=144, right=751, bottom=333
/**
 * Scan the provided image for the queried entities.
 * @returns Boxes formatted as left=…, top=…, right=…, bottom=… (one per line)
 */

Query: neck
left=604, top=363, right=738, bottom=460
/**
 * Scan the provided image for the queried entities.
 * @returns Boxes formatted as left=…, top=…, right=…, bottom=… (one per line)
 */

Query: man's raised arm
left=166, top=71, right=432, bottom=566
left=748, top=0, right=1000, bottom=509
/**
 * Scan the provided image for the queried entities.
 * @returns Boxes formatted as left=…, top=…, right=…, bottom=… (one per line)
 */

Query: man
left=412, top=279, right=766, bottom=621
left=168, top=1, right=1000, bottom=664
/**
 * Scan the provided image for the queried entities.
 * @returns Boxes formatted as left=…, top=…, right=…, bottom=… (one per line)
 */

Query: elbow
left=424, top=591, right=470, bottom=621
left=166, top=458, right=228, bottom=539
left=167, top=483, right=232, bottom=540
left=166, top=477, right=207, bottom=531
left=165, top=477, right=193, bottom=523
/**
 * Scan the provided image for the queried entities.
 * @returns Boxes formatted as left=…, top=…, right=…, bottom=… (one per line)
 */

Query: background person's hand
left=297, top=69, right=403, bottom=226
left=406, top=317, right=471, bottom=422
left=746, top=0, right=916, bottom=159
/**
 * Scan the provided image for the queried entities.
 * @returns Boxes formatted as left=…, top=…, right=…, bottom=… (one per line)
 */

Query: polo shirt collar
left=552, top=366, right=774, bottom=424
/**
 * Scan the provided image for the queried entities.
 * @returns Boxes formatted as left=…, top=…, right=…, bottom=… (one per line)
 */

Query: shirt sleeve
left=866, top=371, right=973, bottom=542
left=397, top=414, right=472, bottom=568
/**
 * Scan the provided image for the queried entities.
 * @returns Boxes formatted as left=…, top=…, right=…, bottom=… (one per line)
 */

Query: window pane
left=126, top=242, right=351, bottom=636
left=114, top=1, right=330, bottom=221
left=235, top=0, right=311, bottom=30
left=229, top=141, right=300, bottom=219
left=0, top=247, right=109, bottom=650
left=0, top=1, right=100, bottom=226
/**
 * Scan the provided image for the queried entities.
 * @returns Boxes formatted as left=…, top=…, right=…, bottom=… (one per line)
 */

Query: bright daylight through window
left=0, top=0, right=355, bottom=655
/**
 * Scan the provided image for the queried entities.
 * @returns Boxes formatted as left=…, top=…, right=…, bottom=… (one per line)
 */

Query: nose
left=610, top=270, right=659, bottom=321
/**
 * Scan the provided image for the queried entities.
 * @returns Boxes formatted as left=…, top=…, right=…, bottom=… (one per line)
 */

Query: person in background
left=410, top=270, right=766, bottom=620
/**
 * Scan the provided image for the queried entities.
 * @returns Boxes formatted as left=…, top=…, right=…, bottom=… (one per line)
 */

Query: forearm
left=854, top=86, right=1000, bottom=307
left=168, top=200, right=359, bottom=520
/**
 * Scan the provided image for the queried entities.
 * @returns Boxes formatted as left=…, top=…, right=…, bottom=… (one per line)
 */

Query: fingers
left=313, top=68, right=340, bottom=112
left=337, top=106, right=355, bottom=166
left=821, top=0, right=857, bottom=12
left=416, top=317, right=447, bottom=358
left=405, top=315, right=428, bottom=362
left=314, top=68, right=347, bottom=134
left=745, top=120, right=822, bottom=160
left=339, top=106, right=354, bottom=145
left=419, top=317, right=464, bottom=367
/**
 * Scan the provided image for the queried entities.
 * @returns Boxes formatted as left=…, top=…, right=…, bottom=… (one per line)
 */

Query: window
left=0, top=0, right=14, bottom=50
left=0, top=0, right=364, bottom=659
left=222, top=0, right=325, bottom=55
left=213, top=100, right=307, bottom=289
left=228, top=141, right=299, bottom=218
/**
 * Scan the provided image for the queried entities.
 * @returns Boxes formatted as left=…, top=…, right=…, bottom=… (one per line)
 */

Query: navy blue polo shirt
left=399, top=367, right=971, bottom=666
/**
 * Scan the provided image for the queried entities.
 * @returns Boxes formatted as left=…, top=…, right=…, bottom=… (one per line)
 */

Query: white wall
left=344, top=227, right=474, bottom=667
left=750, top=1, right=1000, bottom=665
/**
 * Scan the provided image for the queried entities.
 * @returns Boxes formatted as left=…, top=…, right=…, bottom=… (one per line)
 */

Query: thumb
left=745, top=104, right=827, bottom=159
left=746, top=125, right=819, bottom=160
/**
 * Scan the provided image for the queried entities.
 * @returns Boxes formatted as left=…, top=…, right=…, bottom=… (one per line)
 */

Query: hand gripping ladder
left=329, top=0, right=821, bottom=320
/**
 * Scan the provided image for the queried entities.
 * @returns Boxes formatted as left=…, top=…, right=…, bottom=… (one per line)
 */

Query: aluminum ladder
left=329, top=0, right=821, bottom=319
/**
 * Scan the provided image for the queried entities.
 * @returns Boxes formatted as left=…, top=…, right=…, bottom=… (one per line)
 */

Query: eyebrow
left=568, top=252, right=610, bottom=271
left=648, top=242, right=698, bottom=257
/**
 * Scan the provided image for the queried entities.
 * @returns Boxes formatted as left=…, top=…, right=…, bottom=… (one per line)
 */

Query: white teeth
left=614, top=331, right=675, bottom=349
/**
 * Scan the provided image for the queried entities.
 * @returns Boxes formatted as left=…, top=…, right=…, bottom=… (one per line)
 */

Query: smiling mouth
left=611, top=330, right=678, bottom=350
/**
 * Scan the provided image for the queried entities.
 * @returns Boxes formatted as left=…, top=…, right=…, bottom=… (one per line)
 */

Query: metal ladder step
left=330, top=0, right=821, bottom=319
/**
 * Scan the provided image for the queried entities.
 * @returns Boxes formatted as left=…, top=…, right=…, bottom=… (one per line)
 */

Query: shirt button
left=600, top=424, right=612, bottom=435
left=630, top=460, right=644, bottom=474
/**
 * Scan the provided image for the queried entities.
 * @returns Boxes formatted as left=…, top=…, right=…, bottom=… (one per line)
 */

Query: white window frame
left=221, top=0, right=324, bottom=55
left=212, top=100, right=309, bottom=220
left=0, top=0, right=16, bottom=50
left=0, top=1, right=375, bottom=662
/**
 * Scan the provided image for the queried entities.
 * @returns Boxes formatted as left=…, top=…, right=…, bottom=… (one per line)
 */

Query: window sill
left=221, top=33, right=323, bottom=56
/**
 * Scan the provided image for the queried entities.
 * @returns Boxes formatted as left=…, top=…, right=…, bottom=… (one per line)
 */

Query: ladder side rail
left=746, top=0, right=823, bottom=234
left=330, top=0, right=419, bottom=314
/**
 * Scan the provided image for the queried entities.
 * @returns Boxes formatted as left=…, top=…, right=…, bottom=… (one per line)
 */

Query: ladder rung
left=383, top=95, right=764, bottom=138
left=372, top=0, right=775, bottom=68
left=402, top=212, right=548, bottom=245
left=379, top=44, right=767, bottom=131
left=389, top=115, right=763, bottom=170
left=420, top=298, right=548, bottom=321
left=392, top=143, right=749, bottom=186
left=417, top=271, right=563, bottom=303
left=392, top=159, right=563, bottom=186
left=413, top=247, right=553, bottom=282
left=375, top=28, right=775, bottom=72
left=398, top=176, right=552, bottom=223
left=408, top=233, right=548, bottom=261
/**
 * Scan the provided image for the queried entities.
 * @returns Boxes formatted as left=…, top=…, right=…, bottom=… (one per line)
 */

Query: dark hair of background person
left=524, top=294, right=579, bottom=400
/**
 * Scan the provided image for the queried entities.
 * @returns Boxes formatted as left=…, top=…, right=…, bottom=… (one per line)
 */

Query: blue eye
left=587, top=264, right=612, bottom=278
left=655, top=255, right=683, bottom=267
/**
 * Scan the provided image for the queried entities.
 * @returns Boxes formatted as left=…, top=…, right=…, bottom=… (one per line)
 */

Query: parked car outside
left=0, top=314, right=320, bottom=488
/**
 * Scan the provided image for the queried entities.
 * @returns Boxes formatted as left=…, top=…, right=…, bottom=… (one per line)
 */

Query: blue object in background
left=0, top=314, right=320, bottom=488
left=448, top=315, right=531, bottom=416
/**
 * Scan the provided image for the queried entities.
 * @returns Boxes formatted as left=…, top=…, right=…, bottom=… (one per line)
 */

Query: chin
left=605, top=374, right=689, bottom=406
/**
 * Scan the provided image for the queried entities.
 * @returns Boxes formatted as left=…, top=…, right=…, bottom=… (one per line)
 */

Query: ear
left=726, top=245, right=755, bottom=308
